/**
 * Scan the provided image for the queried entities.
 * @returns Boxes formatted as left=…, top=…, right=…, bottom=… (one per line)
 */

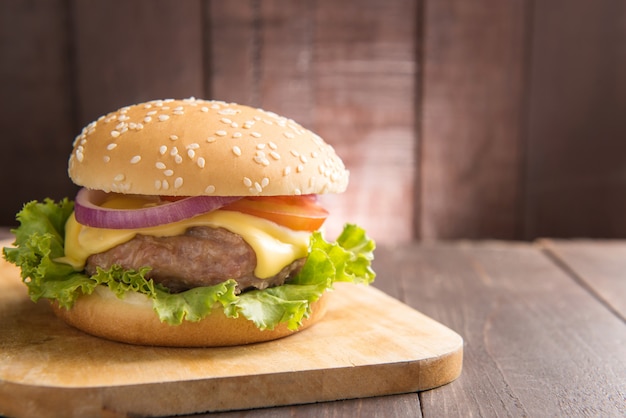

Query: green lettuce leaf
left=2, top=199, right=376, bottom=331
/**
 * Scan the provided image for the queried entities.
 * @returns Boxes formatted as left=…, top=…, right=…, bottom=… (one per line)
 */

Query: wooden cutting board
left=0, top=239, right=463, bottom=418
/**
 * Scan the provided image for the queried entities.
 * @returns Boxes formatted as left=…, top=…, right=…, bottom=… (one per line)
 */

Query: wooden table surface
left=1, top=229, right=625, bottom=417
left=207, top=239, right=626, bottom=418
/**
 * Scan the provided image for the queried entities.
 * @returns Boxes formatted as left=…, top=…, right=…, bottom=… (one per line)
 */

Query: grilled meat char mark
left=85, top=226, right=306, bottom=293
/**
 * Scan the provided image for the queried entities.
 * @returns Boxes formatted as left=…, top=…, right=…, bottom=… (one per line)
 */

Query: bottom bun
left=50, top=285, right=329, bottom=347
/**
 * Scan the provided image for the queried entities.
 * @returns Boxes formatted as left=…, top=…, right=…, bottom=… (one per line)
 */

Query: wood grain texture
left=524, top=0, right=626, bottom=239
left=313, top=0, right=417, bottom=243
left=201, top=393, right=422, bottom=418
left=0, top=0, right=77, bottom=222
left=211, top=0, right=417, bottom=244
left=72, top=0, right=206, bottom=126
left=373, top=241, right=626, bottom=417
left=419, top=1, right=528, bottom=239
left=3, top=0, right=626, bottom=243
left=208, top=0, right=257, bottom=106
left=540, top=239, right=626, bottom=321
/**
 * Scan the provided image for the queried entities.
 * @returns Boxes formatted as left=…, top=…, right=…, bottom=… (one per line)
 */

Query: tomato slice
left=222, top=195, right=329, bottom=231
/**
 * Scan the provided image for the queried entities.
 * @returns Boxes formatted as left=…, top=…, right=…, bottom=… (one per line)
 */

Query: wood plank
left=373, top=241, right=626, bottom=416
left=313, top=0, right=417, bottom=243
left=72, top=0, right=205, bottom=126
left=419, top=1, right=528, bottom=239
left=208, top=0, right=257, bottom=105
left=0, top=0, right=76, bottom=225
left=209, top=0, right=417, bottom=245
left=539, top=239, right=626, bottom=321
left=200, top=393, right=421, bottom=418
left=524, top=0, right=626, bottom=238
left=0, top=243, right=461, bottom=417
left=257, top=0, right=315, bottom=127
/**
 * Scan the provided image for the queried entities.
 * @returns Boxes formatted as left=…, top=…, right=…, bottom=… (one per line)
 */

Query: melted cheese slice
left=61, top=197, right=311, bottom=279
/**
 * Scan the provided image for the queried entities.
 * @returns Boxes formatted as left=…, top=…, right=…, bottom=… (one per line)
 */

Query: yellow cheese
left=61, top=197, right=311, bottom=279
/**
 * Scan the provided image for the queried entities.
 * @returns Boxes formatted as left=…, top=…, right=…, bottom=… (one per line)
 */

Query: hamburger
left=2, top=98, right=375, bottom=347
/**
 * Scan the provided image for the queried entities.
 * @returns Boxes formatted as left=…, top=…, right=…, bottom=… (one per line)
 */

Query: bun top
left=68, top=98, right=349, bottom=196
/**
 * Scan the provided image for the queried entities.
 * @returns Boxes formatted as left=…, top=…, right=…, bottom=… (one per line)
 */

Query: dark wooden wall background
left=1, top=0, right=625, bottom=245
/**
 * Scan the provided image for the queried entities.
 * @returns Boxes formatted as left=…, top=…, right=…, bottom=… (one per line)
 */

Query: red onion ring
left=74, top=188, right=242, bottom=229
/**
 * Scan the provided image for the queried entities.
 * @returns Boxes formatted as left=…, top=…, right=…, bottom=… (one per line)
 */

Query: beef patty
left=85, top=226, right=306, bottom=293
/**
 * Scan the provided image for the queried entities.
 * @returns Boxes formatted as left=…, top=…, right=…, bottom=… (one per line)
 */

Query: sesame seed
left=170, top=147, right=178, bottom=155
left=164, top=170, right=174, bottom=177
left=232, top=146, right=242, bottom=156
left=231, top=122, right=239, bottom=128
left=284, top=166, right=291, bottom=176
left=114, top=174, right=125, bottom=182
left=299, top=155, right=308, bottom=164
left=254, top=182, right=262, bottom=193
left=243, top=177, right=252, bottom=187
left=251, top=132, right=262, bottom=138
left=170, top=135, right=178, bottom=141
left=156, top=162, right=166, bottom=169
left=261, top=177, right=269, bottom=187
left=173, top=110, right=184, bottom=116
left=162, top=180, right=169, bottom=190
left=76, top=150, right=84, bottom=162
left=159, top=114, right=170, bottom=121
left=220, top=117, right=232, bottom=124
left=174, top=155, right=183, bottom=164
left=116, top=122, right=126, bottom=130
left=270, top=151, right=280, bottom=160
left=256, top=143, right=266, bottom=150
left=311, top=151, right=319, bottom=158
left=144, top=116, right=152, bottom=123
left=187, top=149, right=195, bottom=159
left=110, top=130, right=120, bottom=138
left=174, top=177, right=183, bottom=189
left=215, top=130, right=227, bottom=137
left=147, top=110, right=157, bottom=115
left=268, top=142, right=277, bottom=150
left=187, top=143, right=200, bottom=149
left=290, top=150, right=300, bottom=157
left=197, top=157, right=206, bottom=168
left=159, top=145, right=167, bottom=155
left=174, top=106, right=184, bottom=111
left=205, top=185, right=216, bottom=194
left=154, top=180, right=161, bottom=190
left=144, top=104, right=152, bottom=109
left=107, top=143, right=117, bottom=151
left=207, top=136, right=216, bottom=143
left=103, top=156, right=110, bottom=163
left=284, top=132, right=295, bottom=139
left=294, top=188, right=302, bottom=195
left=297, top=164, right=304, bottom=173
left=130, top=155, right=141, bottom=164
left=201, top=107, right=209, bottom=112
left=232, top=132, right=242, bottom=138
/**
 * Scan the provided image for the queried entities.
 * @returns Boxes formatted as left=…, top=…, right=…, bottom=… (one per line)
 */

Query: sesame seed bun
left=50, top=285, right=329, bottom=347
left=68, top=98, right=349, bottom=196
